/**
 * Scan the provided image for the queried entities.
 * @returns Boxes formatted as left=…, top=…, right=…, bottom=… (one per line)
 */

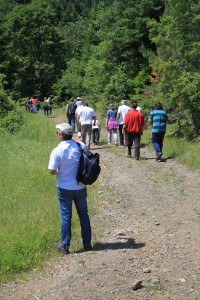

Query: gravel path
left=1, top=134, right=200, bottom=300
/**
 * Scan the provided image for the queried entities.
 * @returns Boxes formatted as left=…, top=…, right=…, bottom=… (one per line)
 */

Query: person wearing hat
left=116, top=100, right=131, bottom=147
left=76, top=97, right=82, bottom=107
left=48, top=123, right=92, bottom=254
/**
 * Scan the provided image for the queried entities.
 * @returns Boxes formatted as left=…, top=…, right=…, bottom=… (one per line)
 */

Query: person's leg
left=73, top=188, right=92, bottom=248
left=127, top=132, right=133, bottom=156
left=119, top=124, right=124, bottom=146
left=113, top=129, right=118, bottom=144
left=95, top=129, right=99, bottom=144
left=57, top=188, right=73, bottom=249
left=133, top=133, right=141, bottom=159
left=68, top=115, right=72, bottom=125
left=71, top=116, right=75, bottom=132
left=108, top=130, right=112, bottom=144
left=81, top=124, right=86, bottom=145
left=159, top=132, right=165, bottom=153
left=92, top=129, right=95, bottom=144
left=78, top=122, right=81, bottom=139
left=152, top=133, right=164, bottom=159
left=85, top=124, right=92, bottom=149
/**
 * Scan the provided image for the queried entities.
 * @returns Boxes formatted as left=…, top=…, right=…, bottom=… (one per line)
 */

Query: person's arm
left=49, top=169, right=57, bottom=175
left=116, top=111, right=120, bottom=122
left=122, top=123, right=127, bottom=134
left=66, top=104, right=69, bottom=116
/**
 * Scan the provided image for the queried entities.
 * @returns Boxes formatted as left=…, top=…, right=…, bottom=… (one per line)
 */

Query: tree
left=1, top=0, right=65, bottom=99
left=146, top=0, right=200, bottom=137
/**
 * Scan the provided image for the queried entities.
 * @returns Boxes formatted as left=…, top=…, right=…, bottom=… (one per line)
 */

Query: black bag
left=76, top=143, right=101, bottom=185
left=68, top=102, right=76, bottom=115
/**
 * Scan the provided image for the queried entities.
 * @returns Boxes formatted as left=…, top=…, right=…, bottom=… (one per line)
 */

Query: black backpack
left=68, top=102, right=76, bottom=115
left=76, top=143, right=101, bottom=185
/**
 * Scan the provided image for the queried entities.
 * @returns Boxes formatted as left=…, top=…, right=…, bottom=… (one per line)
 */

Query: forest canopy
left=0, top=0, right=199, bottom=137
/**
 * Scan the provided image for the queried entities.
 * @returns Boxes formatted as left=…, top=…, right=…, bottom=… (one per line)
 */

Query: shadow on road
left=93, top=238, right=145, bottom=251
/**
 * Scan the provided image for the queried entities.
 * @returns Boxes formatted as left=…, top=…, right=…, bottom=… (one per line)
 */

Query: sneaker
left=156, top=152, right=162, bottom=161
left=108, top=142, right=111, bottom=145
left=58, top=246, right=70, bottom=255
left=135, top=157, right=139, bottom=160
left=115, top=142, right=118, bottom=146
left=126, top=154, right=132, bottom=158
left=119, top=145, right=124, bottom=148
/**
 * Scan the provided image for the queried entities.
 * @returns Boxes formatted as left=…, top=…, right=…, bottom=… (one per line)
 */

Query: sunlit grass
left=0, top=110, right=99, bottom=283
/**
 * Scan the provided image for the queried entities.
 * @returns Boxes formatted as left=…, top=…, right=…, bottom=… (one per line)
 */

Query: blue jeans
left=67, top=114, right=76, bottom=132
left=92, top=128, right=99, bottom=144
left=152, top=132, right=165, bottom=155
left=57, top=187, right=91, bottom=248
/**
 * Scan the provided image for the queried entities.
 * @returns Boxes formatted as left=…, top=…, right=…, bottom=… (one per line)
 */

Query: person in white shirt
left=116, top=100, right=131, bottom=147
left=77, top=102, right=96, bottom=150
left=75, top=96, right=82, bottom=107
left=92, top=119, right=101, bottom=145
left=48, top=123, right=92, bottom=254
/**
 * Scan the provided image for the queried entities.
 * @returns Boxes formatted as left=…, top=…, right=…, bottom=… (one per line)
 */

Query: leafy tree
left=1, top=0, right=65, bottom=99
left=146, top=0, right=200, bottom=137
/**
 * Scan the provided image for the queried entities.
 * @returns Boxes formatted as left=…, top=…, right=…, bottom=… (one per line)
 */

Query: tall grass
left=0, top=110, right=98, bottom=283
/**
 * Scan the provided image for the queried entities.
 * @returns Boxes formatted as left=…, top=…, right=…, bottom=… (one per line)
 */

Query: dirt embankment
left=1, top=132, right=200, bottom=300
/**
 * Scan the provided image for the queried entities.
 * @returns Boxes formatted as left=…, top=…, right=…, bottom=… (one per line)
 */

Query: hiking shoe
left=156, top=152, right=162, bottom=161
left=58, top=246, right=70, bottom=255
left=135, top=156, right=139, bottom=160
left=84, top=245, right=93, bottom=252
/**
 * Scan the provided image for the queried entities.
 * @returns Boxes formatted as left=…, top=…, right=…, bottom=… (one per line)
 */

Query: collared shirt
left=48, top=140, right=86, bottom=190
left=148, top=109, right=168, bottom=133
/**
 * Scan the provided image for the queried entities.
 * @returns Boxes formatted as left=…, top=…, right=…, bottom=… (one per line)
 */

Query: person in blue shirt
left=106, top=104, right=118, bottom=145
left=148, top=102, right=168, bottom=161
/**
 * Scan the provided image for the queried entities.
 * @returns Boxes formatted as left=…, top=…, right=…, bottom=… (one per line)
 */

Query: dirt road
left=1, top=129, right=200, bottom=300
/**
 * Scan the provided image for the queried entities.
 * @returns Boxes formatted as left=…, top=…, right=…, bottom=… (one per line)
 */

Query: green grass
left=0, top=110, right=99, bottom=283
left=142, top=125, right=200, bottom=170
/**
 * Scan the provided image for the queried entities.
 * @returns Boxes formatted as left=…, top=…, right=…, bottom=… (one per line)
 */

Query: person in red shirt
left=122, top=101, right=144, bottom=160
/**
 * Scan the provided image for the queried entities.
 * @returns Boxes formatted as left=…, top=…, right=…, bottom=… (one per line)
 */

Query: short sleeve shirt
left=48, top=140, right=86, bottom=190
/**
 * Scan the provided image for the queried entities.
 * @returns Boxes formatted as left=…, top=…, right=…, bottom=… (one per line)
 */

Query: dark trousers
left=152, top=132, right=165, bottom=155
left=119, top=124, right=128, bottom=146
left=92, top=128, right=99, bottom=144
left=127, top=132, right=141, bottom=158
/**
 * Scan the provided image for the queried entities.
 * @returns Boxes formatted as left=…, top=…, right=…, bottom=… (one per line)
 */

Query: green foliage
left=144, top=0, right=200, bottom=137
left=0, top=108, right=24, bottom=133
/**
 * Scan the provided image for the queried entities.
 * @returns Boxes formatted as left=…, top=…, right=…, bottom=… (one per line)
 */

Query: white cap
left=121, top=100, right=126, bottom=104
left=56, top=123, right=73, bottom=135
left=77, top=97, right=81, bottom=100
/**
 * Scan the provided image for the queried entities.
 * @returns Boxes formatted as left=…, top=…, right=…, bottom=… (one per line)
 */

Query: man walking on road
left=48, top=123, right=92, bottom=254
left=122, top=101, right=144, bottom=159
left=148, top=102, right=168, bottom=161
left=116, top=100, right=131, bottom=147
left=77, top=102, right=96, bottom=150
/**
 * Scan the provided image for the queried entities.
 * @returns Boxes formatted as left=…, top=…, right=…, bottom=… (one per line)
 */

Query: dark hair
left=131, top=101, right=138, bottom=109
left=155, top=102, right=163, bottom=110
left=61, top=133, right=73, bottom=140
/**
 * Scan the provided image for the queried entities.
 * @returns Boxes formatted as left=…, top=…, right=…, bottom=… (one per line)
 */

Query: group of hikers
left=48, top=96, right=168, bottom=255
left=24, top=96, right=54, bottom=116
left=66, top=96, right=168, bottom=161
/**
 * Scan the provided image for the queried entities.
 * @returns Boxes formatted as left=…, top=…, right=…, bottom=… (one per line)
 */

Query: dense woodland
left=0, top=0, right=199, bottom=138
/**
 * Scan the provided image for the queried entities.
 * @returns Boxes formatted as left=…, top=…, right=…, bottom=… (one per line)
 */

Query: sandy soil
left=1, top=124, right=200, bottom=300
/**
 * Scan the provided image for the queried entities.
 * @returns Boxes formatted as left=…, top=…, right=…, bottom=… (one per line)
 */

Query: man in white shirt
left=116, top=100, right=131, bottom=147
left=48, top=123, right=92, bottom=254
left=77, top=102, right=96, bottom=150
left=76, top=97, right=82, bottom=107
